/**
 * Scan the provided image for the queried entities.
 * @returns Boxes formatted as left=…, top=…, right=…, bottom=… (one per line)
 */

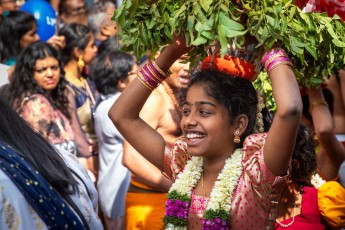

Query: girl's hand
left=170, top=33, right=193, bottom=56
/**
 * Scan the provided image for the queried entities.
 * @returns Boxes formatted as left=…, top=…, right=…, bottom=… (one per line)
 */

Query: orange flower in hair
left=200, top=55, right=257, bottom=81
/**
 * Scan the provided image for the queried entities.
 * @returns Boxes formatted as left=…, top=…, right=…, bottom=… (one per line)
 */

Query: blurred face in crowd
left=165, top=55, right=191, bottom=90
left=0, top=0, right=18, bottom=13
left=80, top=34, right=97, bottom=64
left=103, top=4, right=117, bottom=37
left=33, top=56, right=61, bottom=92
left=61, top=0, right=88, bottom=25
left=20, top=23, right=40, bottom=49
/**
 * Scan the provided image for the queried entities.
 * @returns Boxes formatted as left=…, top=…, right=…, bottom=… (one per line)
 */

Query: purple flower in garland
left=202, top=217, right=230, bottom=230
left=202, top=217, right=229, bottom=230
left=163, top=193, right=191, bottom=227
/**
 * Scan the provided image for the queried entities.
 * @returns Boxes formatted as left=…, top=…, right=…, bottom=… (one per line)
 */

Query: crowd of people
left=0, top=0, right=345, bottom=230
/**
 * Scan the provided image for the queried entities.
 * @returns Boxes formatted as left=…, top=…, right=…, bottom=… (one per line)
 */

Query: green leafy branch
left=114, top=0, right=345, bottom=88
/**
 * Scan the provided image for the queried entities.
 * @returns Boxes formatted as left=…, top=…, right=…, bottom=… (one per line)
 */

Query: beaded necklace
left=162, top=81, right=181, bottom=121
left=275, top=185, right=302, bottom=228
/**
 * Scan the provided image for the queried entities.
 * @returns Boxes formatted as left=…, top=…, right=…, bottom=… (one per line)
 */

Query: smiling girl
left=109, top=35, right=303, bottom=229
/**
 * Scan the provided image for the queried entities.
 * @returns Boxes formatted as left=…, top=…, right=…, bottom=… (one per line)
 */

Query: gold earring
left=77, top=55, right=85, bottom=71
left=233, top=130, right=240, bottom=143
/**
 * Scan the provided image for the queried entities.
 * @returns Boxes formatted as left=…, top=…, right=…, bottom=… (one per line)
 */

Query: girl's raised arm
left=262, top=49, right=303, bottom=176
left=109, top=35, right=192, bottom=169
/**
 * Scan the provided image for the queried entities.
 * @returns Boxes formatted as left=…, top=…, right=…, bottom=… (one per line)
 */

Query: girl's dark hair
left=58, top=23, right=92, bottom=65
left=92, top=50, right=134, bottom=95
left=302, top=88, right=334, bottom=122
left=0, top=97, right=78, bottom=196
left=291, top=123, right=317, bottom=187
left=97, top=37, right=119, bottom=56
left=0, top=11, right=36, bottom=63
left=8, top=42, right=70, bottom=119
left=188, top=69, right=270, bottom=146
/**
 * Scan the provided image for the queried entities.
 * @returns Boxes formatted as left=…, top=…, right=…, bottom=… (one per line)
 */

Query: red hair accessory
left=200, top=55, right=257, bottom=81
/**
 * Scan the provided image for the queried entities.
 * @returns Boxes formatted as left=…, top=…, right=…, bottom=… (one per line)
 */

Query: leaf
left=217, top=24, right=228, bottom=57
left=195, top=21, right=203, bottom=32
left=333, top=39, right=345, bottom=47
left=291, top=36, right=307, bottom=47
left=201, top=30, right=214, bottom=40
left=221, top=25, right=248, bottom=38
left=280, top=14, right=288, bottom=34
left=187, top=15, right=195, bottom=31
left=305, top=45, right=318, bottom=60
left=265, top=15, right=275, bottom=27
left=219, top=12, right=244, bottom=31
left=191, top=34, right=207, bottom=46
left=193, top=3, right=208, bottom=23
left=200, top=0, right=212, bottom=12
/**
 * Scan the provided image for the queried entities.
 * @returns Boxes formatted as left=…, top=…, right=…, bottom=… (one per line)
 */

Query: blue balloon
left=20, top=0, right=57, bottom=42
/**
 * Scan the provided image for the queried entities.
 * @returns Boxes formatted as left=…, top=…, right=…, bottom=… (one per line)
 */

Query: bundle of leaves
left=114, top=0, right=345, bottom=87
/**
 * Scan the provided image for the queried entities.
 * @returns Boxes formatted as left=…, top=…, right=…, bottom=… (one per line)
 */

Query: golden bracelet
left=146, top=64, right=165, bottom=83
left=267, top=61, right=293, bottom=74
left=141, top=67, right=161, bottom=85
left=137, top=73, right=154, bottom=91
left=309, top=99, right=328, bottom=114
left=264, top=53, right=288, bottom=69
left=151, top=60, right=172, bottom=77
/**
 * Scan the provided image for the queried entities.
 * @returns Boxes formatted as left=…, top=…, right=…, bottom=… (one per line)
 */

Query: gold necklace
left=201, top=173, right=206, bottom=197
left=276, top=185, right=302, bottom=228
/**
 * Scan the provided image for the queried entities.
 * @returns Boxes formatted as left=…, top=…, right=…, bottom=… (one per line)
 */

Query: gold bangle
left=151, top=60, right=171, bottom=77
left=144, top=65, right=163, bottom=83
left=264, top=53, right=287, bottom=69
left=267, top=61, right=293, bottom=74
left=137, top=74, right=154, bottom=91
left=309, top=99, right=328, bottom=114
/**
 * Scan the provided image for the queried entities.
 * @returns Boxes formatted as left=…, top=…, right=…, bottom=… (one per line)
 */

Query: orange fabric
left=126, top=192, right=166, bottom=230
left=200, top=55, right=257, bottom=81
left=318, top=181, right=345, bottom=229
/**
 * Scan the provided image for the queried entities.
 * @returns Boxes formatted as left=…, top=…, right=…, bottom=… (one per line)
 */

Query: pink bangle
left=262, top=48, right=293, bottom=73
left=151, top=60, right=171, bottom=77
left=267, top=61, right=293, bottom=74
left=140, top=70, right=160, bottom=89
left=266, top=57, right=292, bottom=72
left=262, top=49, right=286, bottom=65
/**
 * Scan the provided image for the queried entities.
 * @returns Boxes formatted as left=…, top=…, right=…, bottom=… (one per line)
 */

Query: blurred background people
left=5, top=42, right=90, bottom=158
left=88, top=1, right=117, bottom=47
left=0, top=11, right=65, bottom=80
left=58, top=0, right=88, bottom=26
left=275, top=124, right=326, bottom=229
left=0, top=97, right=103, bottom=229
left=59, top=23, right=99, bottom=181
left=0, top=11, right=39, bottom=66
left=302, top=87, right=345, bottom=181
left=0, top=0, right=19, bottom=14
left=92, top=49, right=137, bottom=230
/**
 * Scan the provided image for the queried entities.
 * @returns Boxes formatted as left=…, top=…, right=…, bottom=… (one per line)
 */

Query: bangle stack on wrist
left=137, top=60, right=171, bottom=91
left=261, top=48, right=293, bottom=74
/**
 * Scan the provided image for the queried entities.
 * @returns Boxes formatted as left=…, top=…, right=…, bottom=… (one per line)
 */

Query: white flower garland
left=207, top=149, right=243, bottom=212
left=311, top=173, right=326, bottom=189
left=169, top=156, right=203, bottom=197
left=165, top=148, right=243, bottom=229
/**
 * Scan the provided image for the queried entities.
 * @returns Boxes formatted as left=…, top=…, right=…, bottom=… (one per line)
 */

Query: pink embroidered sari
left=164, top=133, right=287, bottom=229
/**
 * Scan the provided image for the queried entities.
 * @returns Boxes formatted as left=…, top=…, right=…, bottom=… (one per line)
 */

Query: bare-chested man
left=122, top=55, right=190, bottom=230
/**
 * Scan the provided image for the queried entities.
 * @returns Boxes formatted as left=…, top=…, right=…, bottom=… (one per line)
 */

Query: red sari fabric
left=274, top=187, right=325, bottom=230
